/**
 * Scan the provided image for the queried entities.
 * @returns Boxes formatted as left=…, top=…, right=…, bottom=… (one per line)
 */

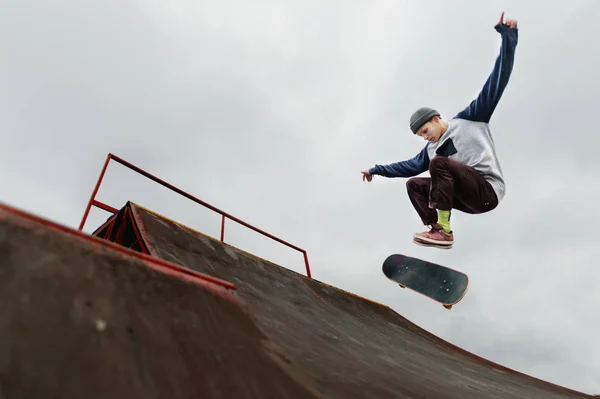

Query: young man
left=361, top=12, right=518, bottom=249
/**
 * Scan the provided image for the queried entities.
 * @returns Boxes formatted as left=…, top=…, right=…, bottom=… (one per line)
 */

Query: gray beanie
left=410, top=107, right=440, bottom=134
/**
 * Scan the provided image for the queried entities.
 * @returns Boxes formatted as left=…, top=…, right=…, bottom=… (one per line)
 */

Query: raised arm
left=454, top=13, right=519, bottom=123
left=369, top=145, right=430, bottom=178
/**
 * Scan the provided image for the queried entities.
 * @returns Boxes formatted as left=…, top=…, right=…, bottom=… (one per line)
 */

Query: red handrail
left=79, top=153, right=312, bottom=278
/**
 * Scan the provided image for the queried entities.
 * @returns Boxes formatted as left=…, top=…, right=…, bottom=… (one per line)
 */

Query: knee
left=406, top=177, right=418, bottom=190
left=429, top=156, right=450, bottom=170
left=406, top=177, right=426, bottom=193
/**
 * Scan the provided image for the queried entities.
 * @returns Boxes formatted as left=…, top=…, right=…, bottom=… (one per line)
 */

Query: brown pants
left=406, top=157, right=498, bottom=225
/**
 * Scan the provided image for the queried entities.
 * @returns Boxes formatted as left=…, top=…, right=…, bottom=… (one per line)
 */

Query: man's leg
left=406, top=176, right=455, bottom=248
left=406, top=177, right=437, bottom=225
left=413, top=156, right=498, bottom=246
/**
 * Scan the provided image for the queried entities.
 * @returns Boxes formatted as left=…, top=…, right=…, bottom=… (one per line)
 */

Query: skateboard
left=382, top=254, right=469, bottom=309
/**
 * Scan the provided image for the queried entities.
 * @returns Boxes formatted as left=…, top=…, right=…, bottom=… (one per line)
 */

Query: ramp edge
left=0, top=202, right=237, bottom=296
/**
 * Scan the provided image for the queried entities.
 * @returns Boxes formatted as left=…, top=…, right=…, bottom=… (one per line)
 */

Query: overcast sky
left=2, top=0, right=599, bottom=394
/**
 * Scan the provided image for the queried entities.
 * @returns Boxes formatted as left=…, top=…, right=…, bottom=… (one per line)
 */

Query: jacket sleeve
left=369, top=145, right=430, bottom=178
left=454, top=24, right=518, bottom=123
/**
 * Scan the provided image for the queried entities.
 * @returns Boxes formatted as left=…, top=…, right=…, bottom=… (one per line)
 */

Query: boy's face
left=415, top=117, right=444, bottom=143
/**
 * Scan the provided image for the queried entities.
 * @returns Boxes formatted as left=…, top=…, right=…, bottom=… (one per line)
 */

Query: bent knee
left=429, top=156, right=451, bottom=169
left=406, top=177, right=428, bottom=191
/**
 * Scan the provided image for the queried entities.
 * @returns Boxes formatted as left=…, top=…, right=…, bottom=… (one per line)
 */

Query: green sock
left=437, top=210, right=451, bottom=233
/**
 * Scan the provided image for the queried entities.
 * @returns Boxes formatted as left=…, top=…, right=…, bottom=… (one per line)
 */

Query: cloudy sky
left=2, top=0, right=599, bottom=394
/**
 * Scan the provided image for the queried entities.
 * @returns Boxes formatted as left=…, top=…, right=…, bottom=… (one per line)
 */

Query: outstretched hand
left=497, top=11, right=517, bottom=28
left=361, top=171, right=373, bottom=182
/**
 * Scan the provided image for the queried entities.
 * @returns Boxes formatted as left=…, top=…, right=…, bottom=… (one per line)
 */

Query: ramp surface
left=0, top=204, right=322, bottom=399
left=0, top=201, right=594, bottom=398
left=125, top=203, right=592, bottom=399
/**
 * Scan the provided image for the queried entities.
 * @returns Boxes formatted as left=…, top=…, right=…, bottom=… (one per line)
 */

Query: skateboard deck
left=382, top=254, right=469, bottom=309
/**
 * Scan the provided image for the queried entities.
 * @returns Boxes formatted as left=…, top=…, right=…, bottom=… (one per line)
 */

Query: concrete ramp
left=0, top=201, right=594, bottom=398
left=0, top=203, right=322, bottom=398
left=121, top=202, right=591, bottom=399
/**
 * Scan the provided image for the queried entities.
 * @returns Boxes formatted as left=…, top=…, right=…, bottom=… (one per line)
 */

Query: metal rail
left=78, top=153, right=312, bottom=278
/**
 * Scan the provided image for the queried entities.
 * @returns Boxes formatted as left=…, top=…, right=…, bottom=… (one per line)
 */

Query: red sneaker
left=413, top=237, right=453, bottom=249
left=413, top=223, right=454, bottom=247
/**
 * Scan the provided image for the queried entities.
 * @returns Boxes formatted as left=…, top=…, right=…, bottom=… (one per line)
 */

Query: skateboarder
left=362, top=12, right=518, bottom=249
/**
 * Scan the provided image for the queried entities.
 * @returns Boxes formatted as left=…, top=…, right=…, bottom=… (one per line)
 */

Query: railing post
left=78, top=154, right=112, bottom=231
left=303, top=251, right=312, bottom=279
left=220, top=215, right=225, bottom=242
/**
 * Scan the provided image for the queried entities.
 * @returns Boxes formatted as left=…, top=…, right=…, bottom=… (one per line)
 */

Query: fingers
left=497, top=11, right=517, bottom=28
left=497, top=12, right=517, bottom=28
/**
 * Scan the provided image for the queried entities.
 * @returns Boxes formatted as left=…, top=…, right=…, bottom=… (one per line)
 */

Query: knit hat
left=410, top=107, right=440, bottom=134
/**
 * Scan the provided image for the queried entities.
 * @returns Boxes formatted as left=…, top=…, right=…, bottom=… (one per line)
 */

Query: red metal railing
left=78, top=153, right=312, bottom=278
